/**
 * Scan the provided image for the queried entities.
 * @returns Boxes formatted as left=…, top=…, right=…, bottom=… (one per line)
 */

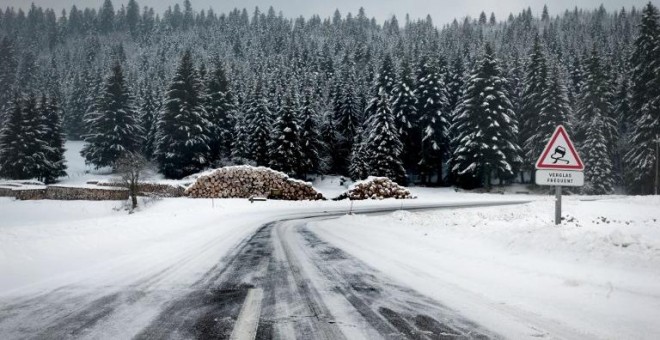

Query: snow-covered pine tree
left=206, top=62, right=236, bottom=162
left=139, top=84, right=160, bottom=159
left=364, top=54, right=396, bottom=120
left=0, top=36, right=17, bottom=112
left=451, top=44, right=522, bottom=189
left=231, top=110, right=251, bottom=163
left=363, top=88, right=406, bottom=183
left=231, top=80, right=258, bottom=164
left=348, top=126, right=369, bottom=181
left=583, top=118, right=615, bottom=195
left=374, top=54, right=396, bottom=101
left=614, top=76, right=633, bottom=134
left=81, top=71, right=104, bottom=140
left=64, top=72, right=88, bottom=140
left=298, top=92, right=323, bottom=178
left=577, top=47, right=617, bottom=194
left=0, top=94, right=49, bottom=180
left=269, top=93, right=304, bottom=177
left=40, top=95, right=67, bottom=183
left=156, top=50, right=211, bottom=179
left=98, top=0, right=115, bottom=33
left=446, top=55, right=469, bottom=186
left=526, top=63, right=572, bottom=171
left=446, top=56, right=465, bottom=115
left=520, top=35, right=548, bottom=180
left=17, top=51, right=38, bottom=92
left=415, top=56, right=450, bottom=185
left=248, top=82, right=273, bottom=167
left=624, top=2, right=660, bottom=194
left=392, top=57, right=418, bottom=170
left=629, top=3, right=660, bottom=122
left=568, top=55, right=584, bottom=107
left=613, top=75, right=632, bottom=187
left=0, top=96, right=24, bottom=179
left=334, top=68, right=362, bottom=174
left=81, top=62, right=143, bottom=169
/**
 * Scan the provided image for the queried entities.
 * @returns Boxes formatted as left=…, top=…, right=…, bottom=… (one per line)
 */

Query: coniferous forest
left=0, top=0, right=659, bottom=194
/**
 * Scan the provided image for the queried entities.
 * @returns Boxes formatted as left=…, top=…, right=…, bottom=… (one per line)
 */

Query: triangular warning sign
left=535, top=125, right=584, bottom=170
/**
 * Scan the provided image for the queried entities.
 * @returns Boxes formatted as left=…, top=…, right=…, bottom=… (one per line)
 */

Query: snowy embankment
left=311, top=196, right=660, bottom=339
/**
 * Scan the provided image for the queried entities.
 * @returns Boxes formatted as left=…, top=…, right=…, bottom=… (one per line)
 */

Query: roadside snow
left=311, top=196, right=660, bottom=339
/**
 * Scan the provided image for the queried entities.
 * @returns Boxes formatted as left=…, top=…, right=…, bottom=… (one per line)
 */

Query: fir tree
left=348, top=126, right=369, bottom=181
left=625, top=2, right=660, bottom=194
left=577, top=47, right=618, bottom=194
left=0, top=97, right=25, bottom=179
left=269, top=94, right=304, bottom=176
left=583, top=117, right=615, bottom=195
left=613, top=75, right=632, bottom=187
left=629, top=3, right=660, bottom=121
left=139, top=85, right=160, bottom=159
left=98, top=0, right=115, bottom=33
left=334, top=69, right=362, bottom=174
left=81, top=62, right=143, bottom=168
left=451, top=44, right=522, bottom=189
left=40, top=95, right=67, bottom=183
left=526, top=64, right=572, bottom=170
left=520, top=35, right=548, bottom=179
left=0, top=95, right=49, bottom=180
left=392, top=57, right=418, bottom=170
left=446, top=56, right=465, bottom=115
left=614, top=76, right=633, bottom=133
left=126, top=0, right=140, bottom=37
left=568, top=55, right=584, bottom=107
left=363, top=89, right=406, bottom=183
left=367, top=53, right=396, bottom=109
left=156, top=51, right=211, bottom=179
left=64, top=73, right=88, bottom=140
left=0, top=37, right=17, bottom=111
left=415, top=56, right=450, bottom=184
left=248, top=83, right=273, bottom=166
left=298, top=92, right=323, bottom=178
left=206, top=62, right=236, bottom=162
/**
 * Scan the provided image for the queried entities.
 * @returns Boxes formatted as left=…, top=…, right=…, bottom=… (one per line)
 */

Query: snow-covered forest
left=0, top=0, right=659, bottom=194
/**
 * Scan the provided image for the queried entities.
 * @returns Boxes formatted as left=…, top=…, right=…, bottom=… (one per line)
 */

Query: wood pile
left=335, top=177, right=415, bottom=200
left=185, top=166, right=324, bottom=200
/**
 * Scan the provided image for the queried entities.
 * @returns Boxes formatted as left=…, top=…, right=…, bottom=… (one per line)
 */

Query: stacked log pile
left=335, top=177, right=415, bottom=200
left=185, top=166, right=324, bottom=200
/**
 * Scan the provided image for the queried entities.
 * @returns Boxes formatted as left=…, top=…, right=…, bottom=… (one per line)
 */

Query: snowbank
left=311, top=196, right=660, bottom=339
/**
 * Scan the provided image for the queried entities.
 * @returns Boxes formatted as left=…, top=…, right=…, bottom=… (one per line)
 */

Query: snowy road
left=0, top=200, right=526, bottom=339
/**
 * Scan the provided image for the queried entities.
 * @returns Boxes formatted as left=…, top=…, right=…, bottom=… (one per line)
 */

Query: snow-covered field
left=0, top=192, right=526, bottom=294
left=312, top=196, right=660, bottom=339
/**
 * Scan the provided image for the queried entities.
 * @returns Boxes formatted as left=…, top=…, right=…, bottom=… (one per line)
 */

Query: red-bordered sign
left=535, top=125, right=584, bottom=171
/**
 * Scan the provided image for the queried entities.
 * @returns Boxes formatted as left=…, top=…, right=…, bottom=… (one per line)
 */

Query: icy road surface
left=0, top=199, right=525, bottom=339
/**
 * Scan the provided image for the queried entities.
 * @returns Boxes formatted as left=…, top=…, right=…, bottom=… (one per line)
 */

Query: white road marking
left=230, top=288, right=264, bottom=340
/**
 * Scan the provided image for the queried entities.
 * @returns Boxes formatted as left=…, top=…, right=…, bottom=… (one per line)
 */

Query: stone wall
left=95, top=181, right=186, bottom=197
left=44, top=186, right=128, bottom=200
left=1, top=185, right=128, bottom=201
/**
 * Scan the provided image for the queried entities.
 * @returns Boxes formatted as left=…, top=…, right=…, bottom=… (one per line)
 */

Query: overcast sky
left=1, top=0, right=651, bottom=25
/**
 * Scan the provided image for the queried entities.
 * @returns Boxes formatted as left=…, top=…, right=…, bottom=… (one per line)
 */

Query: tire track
left=295, top=224, right=497, bottom=339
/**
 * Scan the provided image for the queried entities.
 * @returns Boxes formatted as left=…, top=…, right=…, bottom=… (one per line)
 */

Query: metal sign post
left=555, top=186, right=562, bottom=225
left=535, top=125, right=585, bottom=225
